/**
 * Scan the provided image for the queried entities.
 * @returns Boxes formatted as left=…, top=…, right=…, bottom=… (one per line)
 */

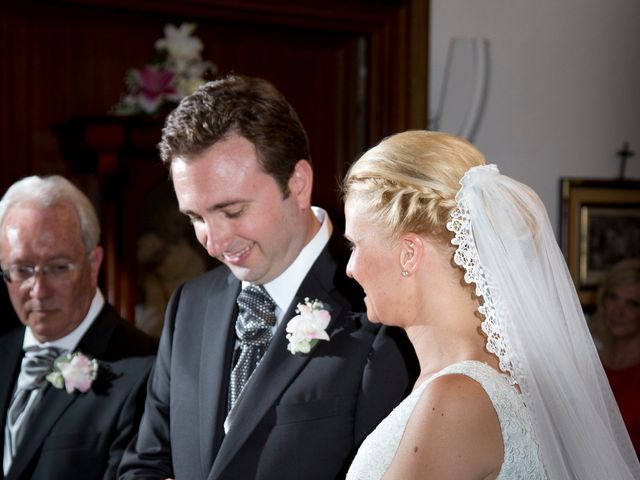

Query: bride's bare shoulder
left=383, top=373, right=503, bottom=480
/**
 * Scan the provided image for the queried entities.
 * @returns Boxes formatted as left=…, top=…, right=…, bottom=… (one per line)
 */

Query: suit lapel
left=199, top=272, right=239, bottom=477
left=74, top=305, right=118, bottom=358
left=5, top=307, right=116, bottom=480
left=0, top=328, right=25, bottom=469
left=6, top=385, right=78, bottom=480
left=209, top=250, right=347, bottom=479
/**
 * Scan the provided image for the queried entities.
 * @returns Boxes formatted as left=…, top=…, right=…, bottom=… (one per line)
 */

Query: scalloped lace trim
left=446, top=197, right=515, bottom=383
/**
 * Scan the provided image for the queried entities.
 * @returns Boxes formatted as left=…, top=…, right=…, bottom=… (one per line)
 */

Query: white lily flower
left=156, top=23, right=203, bottom=62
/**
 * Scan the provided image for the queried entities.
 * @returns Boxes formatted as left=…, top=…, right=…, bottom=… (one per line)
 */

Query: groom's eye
left=223, top=207, right=245, bottom=219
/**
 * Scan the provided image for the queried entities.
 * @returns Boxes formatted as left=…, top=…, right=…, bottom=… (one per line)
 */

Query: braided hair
left=342, top=130, right=486, bottom=244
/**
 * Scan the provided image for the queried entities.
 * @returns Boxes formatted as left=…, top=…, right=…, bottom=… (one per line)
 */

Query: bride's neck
left=404, top=320, right=497, bottom=381
left=404, top=248, right=499, bottom=377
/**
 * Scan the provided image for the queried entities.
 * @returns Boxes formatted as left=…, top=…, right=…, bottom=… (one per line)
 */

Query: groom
left=118, top=75, right=417, bottom=479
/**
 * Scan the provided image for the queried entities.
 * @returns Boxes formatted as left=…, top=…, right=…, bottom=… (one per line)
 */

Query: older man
left=0, top=175, right=156, bottom=480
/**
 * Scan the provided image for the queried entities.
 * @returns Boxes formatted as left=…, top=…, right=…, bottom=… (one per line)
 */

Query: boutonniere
left=46, top=351, right=99, bottom=394
left=286, top=298, right=331, bottom=355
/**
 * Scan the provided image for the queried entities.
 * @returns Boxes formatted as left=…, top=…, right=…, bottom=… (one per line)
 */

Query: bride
left=342, top=131, right=640, bottom=479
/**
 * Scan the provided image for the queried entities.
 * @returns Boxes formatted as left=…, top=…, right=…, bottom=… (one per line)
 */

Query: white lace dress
left=346, top=360, right=547, bottom=480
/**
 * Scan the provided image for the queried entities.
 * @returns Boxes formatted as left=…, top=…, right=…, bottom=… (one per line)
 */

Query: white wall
left=430, top=0, right=640, bottom=235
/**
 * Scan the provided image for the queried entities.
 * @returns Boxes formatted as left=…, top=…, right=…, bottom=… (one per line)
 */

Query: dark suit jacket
left=119, top=245, right=418, bottom=480
left=0, top=303, right=157, bottom=480
left=0, top=284, right=19, bottom=337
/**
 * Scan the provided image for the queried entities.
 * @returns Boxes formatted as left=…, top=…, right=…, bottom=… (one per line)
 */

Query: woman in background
left=590, top=258, right=640, bottom=456
left=343, top=130, right=640, bottom=479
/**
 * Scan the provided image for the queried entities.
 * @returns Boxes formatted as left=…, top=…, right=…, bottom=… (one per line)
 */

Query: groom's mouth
left=223, top=242, right=256, bottom=265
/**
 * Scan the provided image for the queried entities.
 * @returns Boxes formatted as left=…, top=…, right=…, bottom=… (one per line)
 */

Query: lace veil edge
left=446, top=164, right=640, bottom=479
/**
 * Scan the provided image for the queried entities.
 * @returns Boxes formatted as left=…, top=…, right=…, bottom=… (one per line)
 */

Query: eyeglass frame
left=0, top=260, right=82, bottom=286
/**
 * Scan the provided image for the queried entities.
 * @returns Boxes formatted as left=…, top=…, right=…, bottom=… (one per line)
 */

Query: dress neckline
left=412, top=359, right=505, bottom=392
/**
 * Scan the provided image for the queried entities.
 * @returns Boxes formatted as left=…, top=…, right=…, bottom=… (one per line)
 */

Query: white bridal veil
left=447, top=165, right=640, bottom=479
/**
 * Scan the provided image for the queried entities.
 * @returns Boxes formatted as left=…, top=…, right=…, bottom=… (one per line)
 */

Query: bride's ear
left=399, top=233, right=423, bottom=277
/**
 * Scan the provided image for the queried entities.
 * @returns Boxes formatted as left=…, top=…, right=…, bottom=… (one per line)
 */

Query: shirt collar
left=23, top=288, right=105, bottom=352
left=243, top=206, right=332, bottom=324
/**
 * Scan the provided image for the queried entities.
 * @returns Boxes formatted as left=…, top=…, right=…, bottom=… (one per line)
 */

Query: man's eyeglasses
left=0, top=261, right=80, bottom=286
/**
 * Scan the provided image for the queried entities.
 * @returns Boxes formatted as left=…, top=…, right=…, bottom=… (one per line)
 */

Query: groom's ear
left=399, top=233, right=423, bottom=275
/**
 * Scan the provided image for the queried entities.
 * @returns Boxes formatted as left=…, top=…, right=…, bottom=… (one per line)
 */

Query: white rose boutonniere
left=286, top=298, right=331, bottom=355
left=46, top=352, right=99, bottom=394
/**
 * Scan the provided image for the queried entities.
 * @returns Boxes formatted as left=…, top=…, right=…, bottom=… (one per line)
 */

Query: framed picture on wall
left=560, top=178, right=640, bottom=310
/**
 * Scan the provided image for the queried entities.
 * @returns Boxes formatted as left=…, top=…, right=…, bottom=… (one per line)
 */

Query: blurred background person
left=590, top=258, right=640, bottom=456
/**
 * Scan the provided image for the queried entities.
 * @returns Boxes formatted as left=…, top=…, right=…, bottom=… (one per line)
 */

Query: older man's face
left=0, top=203, right=102, bottom=342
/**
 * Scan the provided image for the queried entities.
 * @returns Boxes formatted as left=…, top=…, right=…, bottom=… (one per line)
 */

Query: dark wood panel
left=1, top=0, right=427, bottom=193
left=1, top=0, right=429, bottom=322
left=0, top=5, right=171, bottom=193
left=44, top=0, right=409, bottom=32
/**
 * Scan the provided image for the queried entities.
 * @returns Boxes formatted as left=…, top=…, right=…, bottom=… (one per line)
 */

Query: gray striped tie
left=3, top=345, right=63, bottom=473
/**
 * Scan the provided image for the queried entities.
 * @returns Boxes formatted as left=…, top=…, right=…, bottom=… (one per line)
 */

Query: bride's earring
left=400, top=234, right=421, bottom=279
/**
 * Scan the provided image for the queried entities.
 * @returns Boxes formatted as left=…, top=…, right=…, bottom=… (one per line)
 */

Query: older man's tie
left=3, top=345, right=64, bottom=473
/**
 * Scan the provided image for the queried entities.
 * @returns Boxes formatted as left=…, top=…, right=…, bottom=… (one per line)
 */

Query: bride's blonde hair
left=342, top=130, right=486, bottom=242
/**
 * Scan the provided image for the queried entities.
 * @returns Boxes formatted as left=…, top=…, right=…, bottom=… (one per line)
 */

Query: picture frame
left=560, top=178, right=640, bottom=310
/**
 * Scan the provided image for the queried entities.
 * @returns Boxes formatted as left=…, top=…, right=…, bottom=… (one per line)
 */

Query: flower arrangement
left=113, top=22, right=216, bottom=116
left=46, top=352, right=99, bottom=394
left=286, top=298, right=331, bottom=354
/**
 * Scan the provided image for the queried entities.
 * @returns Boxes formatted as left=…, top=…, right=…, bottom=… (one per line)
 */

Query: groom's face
left=172, top=133, right=312, bottom=284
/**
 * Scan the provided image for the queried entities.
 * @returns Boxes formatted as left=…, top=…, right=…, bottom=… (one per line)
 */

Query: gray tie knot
left=17, top=345, right=65, bottom=391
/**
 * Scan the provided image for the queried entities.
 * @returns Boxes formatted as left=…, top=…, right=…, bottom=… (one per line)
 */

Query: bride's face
left=344, top=197, right=401, bottom=325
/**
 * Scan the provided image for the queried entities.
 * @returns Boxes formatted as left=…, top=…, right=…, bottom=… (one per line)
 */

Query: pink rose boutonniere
left=286, top=298, right=331, bottom=354
left=46, top=352, right=99, bottom=394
